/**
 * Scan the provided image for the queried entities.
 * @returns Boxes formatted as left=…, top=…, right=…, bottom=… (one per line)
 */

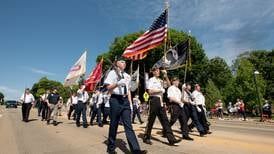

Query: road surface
left=0, top=106, right=274, bottom=154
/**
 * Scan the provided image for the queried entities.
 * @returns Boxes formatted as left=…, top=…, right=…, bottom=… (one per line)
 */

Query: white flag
left=64, top=51, right=87, bottom=87
left=130, top=65, right=139, bottom=92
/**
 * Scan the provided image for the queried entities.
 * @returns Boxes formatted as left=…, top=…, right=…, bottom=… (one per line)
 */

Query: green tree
left=234, top=59, right=266, bottom=111
left=204, top=79, right=222, bottom=109
left=31, top=77, right=71, bottom=102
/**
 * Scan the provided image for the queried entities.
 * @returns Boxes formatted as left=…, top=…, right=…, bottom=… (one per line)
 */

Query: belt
left=111, top=94, right=128, bottom=99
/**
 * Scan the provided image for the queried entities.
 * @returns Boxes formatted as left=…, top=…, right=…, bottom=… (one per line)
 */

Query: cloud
left=167, top=0, right=274, bottom=64
left=22, top=66, right=56, bottom=76
left=0, top=86, right=22, bottom=100
left=30, top=68, right=56, bottom=76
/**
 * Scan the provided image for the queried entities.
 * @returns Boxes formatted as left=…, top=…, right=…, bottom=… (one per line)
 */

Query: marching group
left=19, top=58, right=213, bottom=154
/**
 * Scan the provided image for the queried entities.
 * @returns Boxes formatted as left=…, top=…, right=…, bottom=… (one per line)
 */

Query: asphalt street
left=0, top=106, right=274, bottom=154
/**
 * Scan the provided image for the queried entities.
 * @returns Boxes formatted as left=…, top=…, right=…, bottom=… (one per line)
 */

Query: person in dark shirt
left=46, top=88, right=61, bottom=126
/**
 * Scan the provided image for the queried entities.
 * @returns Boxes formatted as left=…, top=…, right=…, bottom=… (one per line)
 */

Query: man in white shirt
left=67, top=92, right=78, bottom=120
left=102, top=91, right=111, bottom=124
left=76, top=84, right=89, bottom=128
left=143, top=68, right=181, bottom=146
left=20, top=88, right=35, bottom=122
left=166, top=77, right=193, bottom=140
left=182, top=83, right=206, bottom=136
left=90, top=89, right=103, bottom=127
left=104, top=58, right=147, bottom=154
left=40, top=90, right=50, bottom=121
left=192, top=84, right=211, bottom=134
left=132, top=95, right=144, bottom=124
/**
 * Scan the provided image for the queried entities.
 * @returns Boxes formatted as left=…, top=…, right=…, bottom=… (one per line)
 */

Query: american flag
left=122, top=9, right=168, bottom=61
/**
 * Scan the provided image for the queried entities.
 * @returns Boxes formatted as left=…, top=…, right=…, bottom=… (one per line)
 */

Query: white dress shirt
left=167, top=85, right=182, bottom=103
left=192, top=90, right=205, bottom=106
left=104, top=94, right=110, bottom=108
left=104, top=70, right=131, bottom=95
left=20, top=93, right=35, bottom=104
left=77, top=90, right=89, bottom=103
left=146, top=76, right=164, bottom=97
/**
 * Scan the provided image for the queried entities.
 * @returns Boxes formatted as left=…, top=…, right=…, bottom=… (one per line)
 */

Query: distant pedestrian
left=20, top=88, right=35, bottom=122
left=46, top=88, right=61, bottom=126
left=40, top=90, right=50, bottom=121
left=238, top=99, right=246, bottom=121
left=132, top=95, right=144, bottom=124
left=67, top=92, right=77, bottom=120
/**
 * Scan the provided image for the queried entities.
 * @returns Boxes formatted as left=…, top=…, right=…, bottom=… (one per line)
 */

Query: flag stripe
left=123, top=36, right=165, bottom=57
left=122, top=9, right=168, bottom=61
left=125, top=27, right=167, bottom=50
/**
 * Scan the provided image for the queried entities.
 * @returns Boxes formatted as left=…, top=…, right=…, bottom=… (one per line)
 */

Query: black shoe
left=207, top=131, right=212, bottom=134
left=47, top=120, right=50, bottom=125
left=169, top=139, right=181, bottom=146
left=133, top=150, right=148, bottom=154
left=140, top=121, right=144, bottom=124
left=76, top=123, right=81, bottom=127
left=41, top=119, right=44, bottom=121
left=183, top=135, right=194, bottom=141
left=53, top=121, right=58, bottom=126
left=98, top=123, right=103, bottom=127
left=143, top=138, right=152, bottom=145
left=107, top=150, right=117, bottom=154
left=90, top=122, right=94, bottom=126
left=200, top=132, right=207, bottom=137
left=83, top=124, right=88, bottom=128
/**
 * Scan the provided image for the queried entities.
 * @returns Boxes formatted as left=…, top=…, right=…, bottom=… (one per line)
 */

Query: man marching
left=46, top=88, right=61, bottom=126
left=143, top=68, right=181, bottom=146
left=104, top=58, right=147, bottom=154
left=20, top=88, right=35, bottom=122
left=76, top=84, right=89, bottom=128
left=167, top=77, right=193, bottom=140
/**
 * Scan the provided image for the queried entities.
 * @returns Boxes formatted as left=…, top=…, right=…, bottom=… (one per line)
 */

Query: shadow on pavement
left=103, top=137, right=131, bottom=154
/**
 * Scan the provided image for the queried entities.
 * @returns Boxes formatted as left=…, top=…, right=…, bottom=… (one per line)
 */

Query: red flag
left=85, top=58, right=103, bottom=92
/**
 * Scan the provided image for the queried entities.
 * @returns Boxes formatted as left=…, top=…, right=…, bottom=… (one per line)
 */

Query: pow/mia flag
left=153, top=39, right=189, bottom=70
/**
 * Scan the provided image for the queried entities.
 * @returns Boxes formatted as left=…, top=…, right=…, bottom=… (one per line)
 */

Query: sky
left=0, top=0, right=273, bottom=100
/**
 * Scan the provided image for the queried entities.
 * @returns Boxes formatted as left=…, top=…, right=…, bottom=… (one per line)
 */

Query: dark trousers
left=184, top=104, right=205, bottom=133
left=132, top=105, right=143, bottom=123
left=22, top=103, right=32, bottom=121
left=76, top=101, right=87, bottom=126
left=197, top=105, right=209, bottom=132
left=37, top=102, right=43, bottom=116
left=103, top=107, right=110, bottom=123
left=41, top=102, right=48, bottom=120
left=107, top=95, right=140, bottom=152
left=239, top=110, right=246, bottom=120
left=67, top=104, right=77, bottom=120
left=90, top=104, right=102, bottom=125
left=168, top=104, right=189, bottom=136
left=144, top=96, right=177, bottom=143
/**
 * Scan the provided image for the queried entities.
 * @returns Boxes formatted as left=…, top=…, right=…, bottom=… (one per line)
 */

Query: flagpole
left=183, top=30, right=191, bottom=84
left=163, top=0, right=169, bottom=63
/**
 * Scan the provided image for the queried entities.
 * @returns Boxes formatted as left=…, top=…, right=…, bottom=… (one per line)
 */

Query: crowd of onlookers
left=210, top=99, right=272, bottom=121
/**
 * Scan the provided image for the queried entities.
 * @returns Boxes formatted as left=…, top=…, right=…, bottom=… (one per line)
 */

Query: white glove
left=130, top=104, right=133, bottom=112
left=190, top=101, right=196, bottom=106
left=179, top=103, right=184, bottom=108
left=196, top=106, right=202, bottom=112
left=117, top=79, right=127, bottom=87
left=160, top=88, right=165, bottom=93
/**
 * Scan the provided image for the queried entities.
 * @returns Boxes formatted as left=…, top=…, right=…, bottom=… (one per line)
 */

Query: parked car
left=5, top=100, right=18, bottom=108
